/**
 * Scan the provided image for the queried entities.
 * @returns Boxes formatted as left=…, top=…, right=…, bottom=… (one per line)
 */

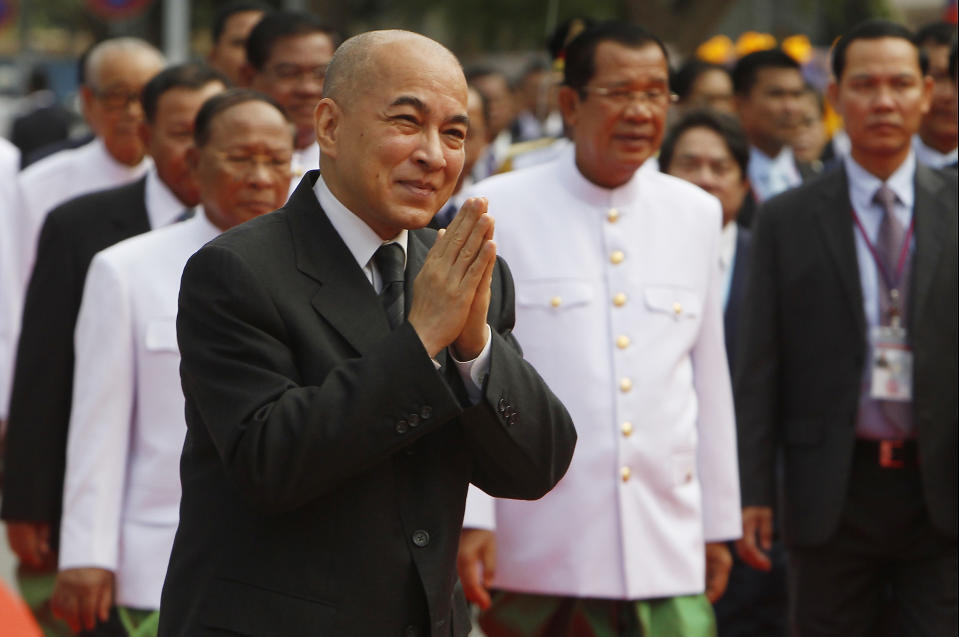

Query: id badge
left=869, top=326, right=912, bottom=401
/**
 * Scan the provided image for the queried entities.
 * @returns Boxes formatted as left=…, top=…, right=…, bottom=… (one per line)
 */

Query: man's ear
left=314, top=98, right=340, bottom=159
left=557, top=86, right=580, bottom=129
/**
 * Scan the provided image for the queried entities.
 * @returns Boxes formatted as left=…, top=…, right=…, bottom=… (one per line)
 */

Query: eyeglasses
left=213, top=150, right=293, bottom=176
left=91, top=87, right=142, bottom=110
left=581, top=85, right=678, bottom=108
left=265, top=63, right=328, bottom=84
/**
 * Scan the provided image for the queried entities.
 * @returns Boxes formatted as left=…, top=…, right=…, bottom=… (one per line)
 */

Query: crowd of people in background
left=0, top=2, right=956, bottom=636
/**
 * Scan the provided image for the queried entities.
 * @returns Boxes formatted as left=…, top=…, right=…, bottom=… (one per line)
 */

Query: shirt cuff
left=447, top=324, right=492, bottom=405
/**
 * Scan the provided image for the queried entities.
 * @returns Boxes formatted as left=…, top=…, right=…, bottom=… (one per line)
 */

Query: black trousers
left=787, top=443, right=957, bottom=637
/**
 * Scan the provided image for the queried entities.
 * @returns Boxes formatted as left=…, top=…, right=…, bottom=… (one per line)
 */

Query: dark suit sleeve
left=733, top=205, right=781, bottom=509
left=176, top=245, right=575, bottom=515
left=1, top=213, right=83, bottom=525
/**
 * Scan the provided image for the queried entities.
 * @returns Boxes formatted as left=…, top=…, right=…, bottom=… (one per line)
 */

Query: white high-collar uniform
left=463, top=145, right=741, bottom=600
left=0, top=138, right=21, bottom=422
left=59, top=211, right=220, bottom=609
left=289, top=140, right=320, bottom=198
left=14, top=138, right=151, bottom=293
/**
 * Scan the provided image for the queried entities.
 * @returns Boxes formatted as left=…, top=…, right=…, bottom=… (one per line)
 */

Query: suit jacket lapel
left=814, top=165, right=867, bottom=337
left=911, top=163, right=950, bottom=325
left=285, top=172, right=391, bottom=354
left=110, top=177, right=151, bottom=234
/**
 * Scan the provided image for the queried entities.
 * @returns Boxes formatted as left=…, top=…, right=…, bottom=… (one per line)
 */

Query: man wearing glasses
left=9, top=38, right=165, bottom=302
left=458, top=21, right=741, bottom=636
left=241, top=11, right=338, bottom=192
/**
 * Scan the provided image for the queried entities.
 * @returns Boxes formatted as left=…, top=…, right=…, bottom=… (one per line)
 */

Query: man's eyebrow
left=389, top=95, right=469, bottom=127
left=390, top=95, right=427, bottom=111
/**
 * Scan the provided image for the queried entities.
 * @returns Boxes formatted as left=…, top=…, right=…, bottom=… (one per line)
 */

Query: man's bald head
left=84, top=38, right=165, bottom=89
left=323, top=30, right=463, bottom=105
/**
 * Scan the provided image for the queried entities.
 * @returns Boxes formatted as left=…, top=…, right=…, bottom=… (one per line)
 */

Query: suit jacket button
left=497, top=397, right=508, bottom=413
left=420, top=405, right=432, bottom=420
left=396, top=420, right=409, bottom=434
left=508, top=413, right=519, bottom=426
left=408, top=413, right=420, bottom=427
left=412, top=530, right=430, bottom=547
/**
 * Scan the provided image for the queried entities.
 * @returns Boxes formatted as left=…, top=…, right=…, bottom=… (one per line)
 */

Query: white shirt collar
left=912, top=134, right=958, bottom=169
left=144, top=167, right=192, bottom=229
left=748, top=145, right=801, bottom=201
left=719, top=222, right=738, bottom=271
left=90, top=137, right=153, bottom=178
left=312, top=174, right=408, bottom=289
left=844, top=150, right=916, bottom=218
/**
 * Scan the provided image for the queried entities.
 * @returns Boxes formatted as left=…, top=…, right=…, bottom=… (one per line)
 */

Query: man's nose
left=412, top=130, right=447, bottom=171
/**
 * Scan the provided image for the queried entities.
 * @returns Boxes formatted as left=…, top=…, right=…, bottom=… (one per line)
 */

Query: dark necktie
left=872, top=184, right=913, bottom=436
left=373, top=243, right=405, bottom=330
left=873, top=185, right=910, bottom=325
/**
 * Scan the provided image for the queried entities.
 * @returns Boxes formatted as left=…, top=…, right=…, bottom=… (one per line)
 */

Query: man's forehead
left=843, top=37, right=921, bottom=72
left=267, top=32, right=334, bottom=61
left=593, top=42, right=668, bottom=78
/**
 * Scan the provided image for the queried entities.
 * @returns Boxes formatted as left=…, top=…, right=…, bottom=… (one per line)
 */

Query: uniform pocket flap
left=516, top=279, right=593, bottom=309
left=144, top=318, right=178, bottom=353
left=200, top=578, right=336, bottom=635
left=644, top=286, right=701, bottom=318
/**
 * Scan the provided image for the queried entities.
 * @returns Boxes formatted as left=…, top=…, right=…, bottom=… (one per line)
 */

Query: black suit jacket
left=723, top=226, right=751, bottom=373
left=734, top=163, right=958, bottom=547
left=159, top=173, right=576, bottom=637
left=1, top=178, right=151, bottom=542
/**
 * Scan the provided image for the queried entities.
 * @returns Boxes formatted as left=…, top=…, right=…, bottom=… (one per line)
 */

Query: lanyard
left=850, top=209, right=915, bottom=293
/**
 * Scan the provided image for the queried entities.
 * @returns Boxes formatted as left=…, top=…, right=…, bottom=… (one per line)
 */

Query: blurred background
left=0, top=0, right=955, bottom=138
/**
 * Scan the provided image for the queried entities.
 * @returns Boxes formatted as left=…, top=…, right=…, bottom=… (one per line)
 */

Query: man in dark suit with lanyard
left=736, top=19, right=957, bottom=636
left=1, top=64, right=226, bottom=634
left=158, top=30, right=575, bottom=636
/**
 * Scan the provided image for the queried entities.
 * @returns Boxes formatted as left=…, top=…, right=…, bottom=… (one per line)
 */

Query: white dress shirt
left=60, top=211, right=221, bottom=609
left=312, top=175, right=490, bottom=397
left=719, top=222, right=739, bottom=311
left=0, top=138, right=21, bottom=423
left=748, top=145, right=801, bottom=203
left=144, top=166, right=193, bottom=229
left=463, top=145, right=741, bottom=600
left=912, top=134, right=958, bottom=169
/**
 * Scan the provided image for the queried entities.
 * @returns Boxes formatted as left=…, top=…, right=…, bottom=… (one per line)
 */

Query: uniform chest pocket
left=644, top=287, right=701, bottom=320
left=516, top=279, right=593, bottom=311
left=144, top=318, right=179, bottom=353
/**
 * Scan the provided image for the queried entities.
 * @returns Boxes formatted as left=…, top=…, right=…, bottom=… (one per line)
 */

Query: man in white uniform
left=50, top=90, right=294, bottom=635
left=241, top=10, right=337, bottom=190
left=12, top=38, right=165, bottom=296
left=459, top=21, right=741, bottom=636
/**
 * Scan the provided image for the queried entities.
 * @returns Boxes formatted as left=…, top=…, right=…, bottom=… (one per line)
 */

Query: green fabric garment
left=118, top=606, right=160, bottom=637
left=479, top=590, right=717, bottom=637
left=16, top=566, right=72, bottom=637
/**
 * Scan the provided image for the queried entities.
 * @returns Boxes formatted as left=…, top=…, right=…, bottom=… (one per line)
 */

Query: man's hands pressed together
left=408, top=197, right=496, bottom=360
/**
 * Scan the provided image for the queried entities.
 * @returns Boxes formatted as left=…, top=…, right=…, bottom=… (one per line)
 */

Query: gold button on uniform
left=619, top=377, right=633, bottom=393
left=610, top=250, right=625, bottom=265
left=672, top=302, right=683, bottom=316
left=621, top=421, right=633, bottom=437
left=550, top=296, right=562, bottom=308
left=621, top=466, right=631, bottom=482
left=607, top=208, right=620, bottom=223
left=613, top=292, right=627, bottom=307
left=616, top=335, right=630, bottom=349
